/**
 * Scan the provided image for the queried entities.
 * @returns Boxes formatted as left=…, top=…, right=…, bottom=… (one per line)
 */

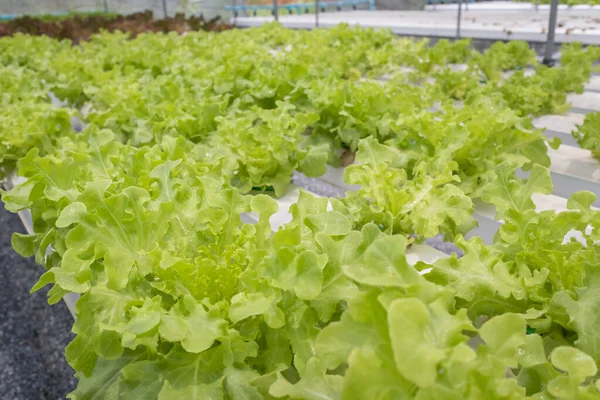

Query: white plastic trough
left=15, top=206, right=79, bottom=317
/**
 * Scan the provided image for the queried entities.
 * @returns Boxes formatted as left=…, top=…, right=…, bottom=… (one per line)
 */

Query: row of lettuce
left=0, top=10, right=233, bottom=42
left=1, top=24, right=600, bottom=399
left=1, top=25, right=599, bottom=198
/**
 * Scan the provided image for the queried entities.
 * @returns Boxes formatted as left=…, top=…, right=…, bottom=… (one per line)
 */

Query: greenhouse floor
left=0, top=206, right=75, bottom=400
left=424, top=1, right=600, bottom=11
left=234, top=9, right=600, bottom=44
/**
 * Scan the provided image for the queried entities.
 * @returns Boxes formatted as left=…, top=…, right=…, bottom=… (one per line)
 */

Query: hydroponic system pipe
left=456, top=0, right=463, bottom=38
left=543, top=0, right=560, bottom=65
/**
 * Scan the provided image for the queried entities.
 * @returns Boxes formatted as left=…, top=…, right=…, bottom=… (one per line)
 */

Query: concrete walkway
left=425, top=1, right=600, bottom=11
left=235, top=8, right=600, bottom=44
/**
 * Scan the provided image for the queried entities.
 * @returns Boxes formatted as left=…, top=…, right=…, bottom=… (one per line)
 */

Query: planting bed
left=1, top=24, right=600, bottom=399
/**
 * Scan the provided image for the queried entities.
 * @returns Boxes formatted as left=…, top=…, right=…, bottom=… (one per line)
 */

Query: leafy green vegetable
left=573, top=111, right=600, bottom=159
left=472, top=40, right=538, bottom=82
left=0, top=103, right=75, bottom=176
left=209, top=103, right=327, bottom=196
left=1, top=24, right=600, bottom=399
left=341, top=138, right=476, bottom=239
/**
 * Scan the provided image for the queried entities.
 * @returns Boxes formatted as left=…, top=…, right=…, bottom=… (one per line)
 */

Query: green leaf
left=159, top=296, right=227, bottom=354
left=306, top=211, right=352, bottom=236
left=158, top=379, right=224, bottom=400
left=551, top=271, right=600, bottom=364
left=550, top=346, right=598, bottom=384
left=269, top=357, right=343, bottom=400
left=481, top=162, right=552, bottom=218
left=516, top=334, right=547, bottom=368
left=229, top=292, right=284, bottom=329
left=67, top=351, right=143, bottom=400
left=479, top=313, right=526, bottom=368
left=425, top=235, right=529, bottom=311
left=343, top=235, right=421, bottom=288
left=572, top=111, right=600, bottom=160
left=388, top=297, right=474, bottom=388
left=341, top=348, right=413, bottom=400
left=294, top=250, right=327, bottom=300
left=11, top=232, right=35, bottom=257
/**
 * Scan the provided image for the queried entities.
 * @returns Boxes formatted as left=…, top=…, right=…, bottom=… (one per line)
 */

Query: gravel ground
left=0, top=205, right=76, bottom=400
